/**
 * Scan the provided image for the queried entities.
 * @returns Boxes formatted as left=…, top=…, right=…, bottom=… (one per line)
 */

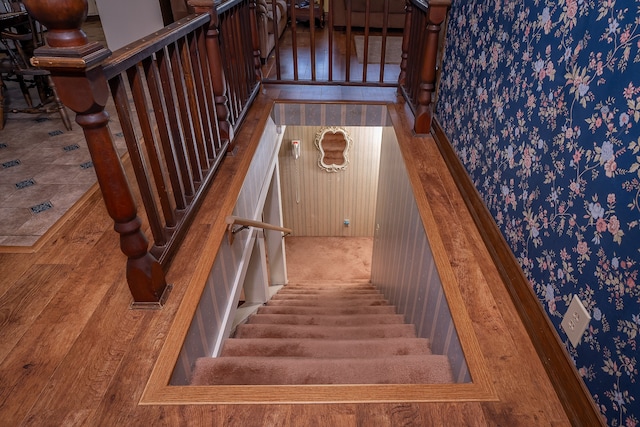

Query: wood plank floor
left=0, top=84, right=571, bottom=425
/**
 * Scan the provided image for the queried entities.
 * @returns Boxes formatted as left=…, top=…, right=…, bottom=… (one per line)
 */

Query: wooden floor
left=0, top=82, right=572, bottom=425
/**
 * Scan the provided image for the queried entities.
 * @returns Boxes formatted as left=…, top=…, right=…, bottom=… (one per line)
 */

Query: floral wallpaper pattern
left=436, top=0, right=640, bottom=425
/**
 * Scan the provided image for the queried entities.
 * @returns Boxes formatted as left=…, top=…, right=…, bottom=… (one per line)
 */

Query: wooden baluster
left=23, top=0, right=170, bottom=307
left=345, top=0, right=352, bottom=82
left=291, top=0, right=299, bottom=81
left=249, top=0, right=262, bottom=83
left=189, top=1, right=235, bottom=152
left=413, top=0, right=450, bottom=134
left=309, top=0, right=316, bottom=82
left=270, top=0, right=282, bottom=80
left=398, top=0, right=413, bottom=87
left=327, top=0, right=333, bottom=81
left=362, top=0, right=370, bottom=82
left=379, top=0, right=390, bottom=82
left=232, top=10, right=250, bottom=105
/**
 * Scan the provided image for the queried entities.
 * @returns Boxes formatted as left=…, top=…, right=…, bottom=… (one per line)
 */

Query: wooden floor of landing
left=0, top=85, right=570, bottom=425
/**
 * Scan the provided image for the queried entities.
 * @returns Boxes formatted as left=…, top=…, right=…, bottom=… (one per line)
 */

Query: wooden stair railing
left=23, top=0, right=261, bottom=307
left=259, top=0, right=450, bottom=133
left=225, top=215, right=291, bottom=244
left=213, top=0, right=262, bottom=141
left=399, top=0, right=451, bottom=134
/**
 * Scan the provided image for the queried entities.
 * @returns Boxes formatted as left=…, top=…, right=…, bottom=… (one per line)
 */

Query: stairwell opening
left=145, top=103, right=494, bottom=404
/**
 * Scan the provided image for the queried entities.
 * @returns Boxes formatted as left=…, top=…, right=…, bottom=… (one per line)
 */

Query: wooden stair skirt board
left=191, top=282, right=454, bottom=386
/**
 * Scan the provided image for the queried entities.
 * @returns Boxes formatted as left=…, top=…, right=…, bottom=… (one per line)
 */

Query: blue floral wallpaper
left=436, top=1, right=640, bottom=425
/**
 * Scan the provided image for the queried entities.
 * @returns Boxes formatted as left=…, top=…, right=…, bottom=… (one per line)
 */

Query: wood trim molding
left=430, top=117, right=605, bottom=427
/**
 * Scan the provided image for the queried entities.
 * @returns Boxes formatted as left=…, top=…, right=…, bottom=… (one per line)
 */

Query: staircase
left=191, top=281, right=453, bottom=385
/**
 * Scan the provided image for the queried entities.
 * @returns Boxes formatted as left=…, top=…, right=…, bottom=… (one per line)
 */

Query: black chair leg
left=47, top=75, right=72, bottom=131
left=0, top=75, right=5, bottom=130
left=16, top=74, right=33, bottom=107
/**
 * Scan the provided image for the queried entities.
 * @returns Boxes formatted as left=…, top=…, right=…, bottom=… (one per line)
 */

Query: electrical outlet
left=561, top=295, right=591, bottom=348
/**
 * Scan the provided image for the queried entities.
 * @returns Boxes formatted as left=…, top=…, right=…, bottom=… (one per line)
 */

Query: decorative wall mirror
left=314, top=126, right=353, bottom=172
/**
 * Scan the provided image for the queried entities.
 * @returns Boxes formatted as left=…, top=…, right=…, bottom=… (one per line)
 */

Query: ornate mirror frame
left=314, top=126, right=353, bottom=173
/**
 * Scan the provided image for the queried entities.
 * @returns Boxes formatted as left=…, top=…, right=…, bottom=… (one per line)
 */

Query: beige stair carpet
left=191, top=282, right=454, bottom=385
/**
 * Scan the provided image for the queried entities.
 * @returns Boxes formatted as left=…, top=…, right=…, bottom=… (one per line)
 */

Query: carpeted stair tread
left=285, top=282, right=373, bottom=287
left=245, top=313, right=405, bottom=326
left=257, top=305, right=397, bottom=315
left=283, top=285, right=376, bottom=290
left=276, top=289, right=384, bottom=295
left=234, top=323, right=417, bottom=339
left=266, top=298, right=390, bottom=307
left=280, top=283, right=377, bottom=289
left=271, top=293, right=385, bottom=301
left=191, top=355, right=454, bottom=385
left=191, top=281, right=453, bottom=386
left=220, top=338, right=432, bottom=357
left=280, top=286, right=380, bottom=291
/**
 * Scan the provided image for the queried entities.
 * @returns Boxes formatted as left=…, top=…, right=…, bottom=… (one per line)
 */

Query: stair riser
left=234, top=324, right=417, bottom=339
left=266, top=299, right=390, bottom=307
left=282, top=283, right=375, bottom=288
left=257, top=306, right=397, bottom=315
left=220, top=338, right=433, bottom=358
left=246, top=314, right=405, bottom=326
left=277, top=290, right=383, bottom=295
left=272, top=294, right=385, bottom=301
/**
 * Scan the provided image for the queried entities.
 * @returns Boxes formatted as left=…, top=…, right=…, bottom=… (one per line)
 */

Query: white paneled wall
left=171, top=118, right=283, bottom=385
left=371, top=127, right=470, bottom=383
left=279, top=126, right=382, bottom=237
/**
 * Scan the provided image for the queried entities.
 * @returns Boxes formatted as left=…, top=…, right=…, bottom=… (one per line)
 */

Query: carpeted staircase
left=191, top=281, right=454, bottom=385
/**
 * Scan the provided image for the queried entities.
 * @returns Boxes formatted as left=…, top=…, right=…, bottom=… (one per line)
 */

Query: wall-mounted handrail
left=225, top=215, right=291, bottom=244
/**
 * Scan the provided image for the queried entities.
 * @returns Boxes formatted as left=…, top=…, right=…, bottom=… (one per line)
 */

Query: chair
left=292, top=0, right=325, bottom=28
left=0, top=1, right=71, bottom=130
left=256, top=0, right=287, bottom=62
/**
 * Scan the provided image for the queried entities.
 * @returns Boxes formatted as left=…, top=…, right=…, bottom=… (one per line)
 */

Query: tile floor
left=0, top=19, right=125, bottom=247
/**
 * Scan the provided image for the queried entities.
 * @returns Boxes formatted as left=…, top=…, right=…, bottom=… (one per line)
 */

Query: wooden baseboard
left=430, top=118, right=604, bottom=427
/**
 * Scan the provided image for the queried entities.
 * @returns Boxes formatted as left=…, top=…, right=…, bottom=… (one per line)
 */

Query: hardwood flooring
left=0, top=83, right=572, bottom=425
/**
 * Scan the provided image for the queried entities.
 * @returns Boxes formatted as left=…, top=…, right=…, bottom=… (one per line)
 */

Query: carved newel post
left=414, top=0, right=449, bottom=134
left=23, top=0, right=170, bottom=307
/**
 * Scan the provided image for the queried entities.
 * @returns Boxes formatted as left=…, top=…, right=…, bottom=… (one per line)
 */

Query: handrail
left=225, top=215, right=291, bottom=244
left=23, top=0, right=259, bottom=307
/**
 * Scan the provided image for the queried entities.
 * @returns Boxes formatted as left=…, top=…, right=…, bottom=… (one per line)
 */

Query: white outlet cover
left=561, top=295, right=591, bottom=348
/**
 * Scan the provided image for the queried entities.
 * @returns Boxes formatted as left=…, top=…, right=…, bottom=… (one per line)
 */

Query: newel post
left=23, top=0, right=170, bottom=308
left=189, top=0, right=235, bottom=151
left=414, top=0, right=450, bottom=134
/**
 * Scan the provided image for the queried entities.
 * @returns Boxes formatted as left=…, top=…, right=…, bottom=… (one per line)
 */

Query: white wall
left=87, top=0, right=98, bottom=16
left=94, top=0, right=164, bottom=51
left=370, top=127, right=470, bottom=383
left=278, top=126, right=382, bottom=237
